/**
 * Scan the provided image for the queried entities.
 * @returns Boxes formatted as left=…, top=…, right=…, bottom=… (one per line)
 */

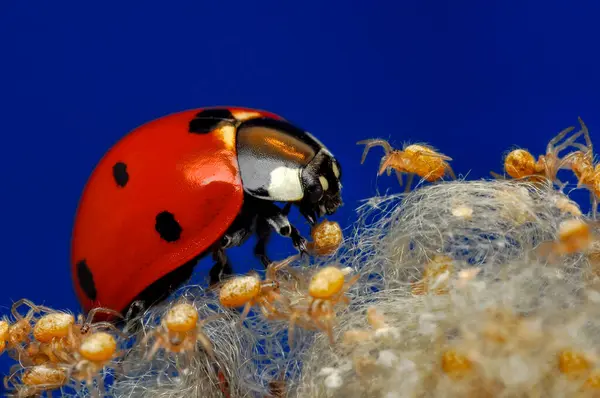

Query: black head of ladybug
left=235, top=117, right=342, bottom=225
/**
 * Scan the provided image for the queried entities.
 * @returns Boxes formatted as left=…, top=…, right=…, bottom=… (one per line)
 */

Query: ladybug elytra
left=70, top=107, right=343, bottom=317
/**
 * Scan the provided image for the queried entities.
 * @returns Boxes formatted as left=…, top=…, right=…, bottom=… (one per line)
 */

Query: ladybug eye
left=306, top=182, right=323, bottom=203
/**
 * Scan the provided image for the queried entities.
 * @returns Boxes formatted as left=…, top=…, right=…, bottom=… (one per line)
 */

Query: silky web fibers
left=106, top=276, right=326, bottom=397
left=57, top=178, right=600, bottom=397
left=293, top=179, right=600, bottom=398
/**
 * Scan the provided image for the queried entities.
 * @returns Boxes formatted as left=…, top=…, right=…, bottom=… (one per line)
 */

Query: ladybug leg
left=254, top=217, right=273, bottom=268
left=209, top=247, right=233, bottom=286
left=256, top=201, right=309, bottom=258
left=298, top=201, right=318, bottom=226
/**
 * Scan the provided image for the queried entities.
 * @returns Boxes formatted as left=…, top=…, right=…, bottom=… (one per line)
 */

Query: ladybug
left=71, top=107, right=343, bottom=317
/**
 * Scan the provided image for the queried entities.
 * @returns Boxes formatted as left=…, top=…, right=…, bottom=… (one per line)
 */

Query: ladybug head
left=298, top=148, right=343, bottom=223
left=235, top=116, right=343, bottom=224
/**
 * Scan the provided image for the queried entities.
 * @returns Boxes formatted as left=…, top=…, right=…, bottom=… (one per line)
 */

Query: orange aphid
left=558, top=350, right=592, bottom=379
left=559, top=118, right=600, bottom=218
left=0, top=320, right=8, bottom=355
left=219, top=255, right=298, bottom=325
left=504, top=149, right=542, bottom=179
left=33, top=313, right=76, bottom=343
left=307, top=219, right=343, bottom=256
left=21, top=365, right=68, bottom=386
left=286, top=265, right=359, bottom=345
left=538, top=218, right=595, bottom=261
left=441, top=350, right=472, bottom=379
left=411, top=255, right=454, bottom=295
left=141, top=301, right=222, bottom=363
left=342, top=307, right=395, bottom=345
left=492, top=123, right=582, bottom=184
left=4, top=364, right=69, bottom=397
left=584, top=370, right=600, bottom=390
left=357, top=139, right=455, bottom=190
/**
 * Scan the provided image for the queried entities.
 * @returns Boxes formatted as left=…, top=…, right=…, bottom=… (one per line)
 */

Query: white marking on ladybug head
left=268, top=167, right=304, bottom=201
left=319, top=176, right=329, bottom=191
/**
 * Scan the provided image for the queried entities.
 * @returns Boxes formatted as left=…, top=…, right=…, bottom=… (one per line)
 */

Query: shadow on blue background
left=1, top=0, right=599, bottom=390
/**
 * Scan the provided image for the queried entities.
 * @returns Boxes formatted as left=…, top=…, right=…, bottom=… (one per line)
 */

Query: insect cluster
left=2, top=219, right=346, bottom=397
left=5, top=111, right=600, bottom=397
left=217, top=244, right=358, bottom=347
left=490, top=117, right=600, bottom=217
left=0, top=300, right=126, bottom=397
left=290, top=117, right=600, bottom=398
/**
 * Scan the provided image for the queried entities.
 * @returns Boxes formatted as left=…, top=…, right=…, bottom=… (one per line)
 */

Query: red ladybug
left=71, top=107, right=343, bottom=316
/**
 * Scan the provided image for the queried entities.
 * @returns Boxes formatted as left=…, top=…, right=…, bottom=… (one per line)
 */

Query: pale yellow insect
left=69, top=331, right=123, bottom=397
left=141, top=301, right=223, bottom=364
left=23, top=307, right=123, bottom=366
left=218, top=255, right=298, bottom=325
left=358, top=138, right=455, bottom=190
left=4, top=364, right=69, bottom=398
left=491, top=122, right=582, bottom=186
left=538, top=218, right=595, bottom=262
left=559, top=118, right=600, bottom=218
left=287, top=265, right=359, bottom=345
left=1, top=299, right=50, bottom=361
left=307, top=219, right=343, bottom=256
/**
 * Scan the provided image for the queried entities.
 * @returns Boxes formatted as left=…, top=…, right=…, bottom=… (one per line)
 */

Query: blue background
left=1, top=0, right=599, bottom=388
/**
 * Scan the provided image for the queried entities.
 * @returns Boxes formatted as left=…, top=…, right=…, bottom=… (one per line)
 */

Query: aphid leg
left=377, top=153, right=407, bottom=187
left=258, top=295, right=289, bottom=320
left=344, top=273, right=360, bottom=291
left=592, top=192, right=598, bottom=220
left=265, top=288, right=292, bottom=310
left=489, top=171, right=507, bottom=180
left=287, top=311, right=301, bottom=348
left=320, top=301, right=336, bottom=344
left=96, top=372, right=106, bottom=398
left=356, top=138, right=394, bottom=164
left=576, top=117, right=593, bottom=147
left=3, top=363, right=21, bottom=390
left=10, top=299, right=43, bottom=321
left=547, top=126, right=587, bottom=162
left=404, top=173, right=414, bottom=193
left=445, top=164, right=457, bottom=180
left=377, top=154, right=395, bottom=177
left=88, top=322, right=128, bottom=340
left=548, top=128, right=576, bottom=150
left=196, top=330, right=216, bottom=359
left=237, top=302, right=253, bottom=327
left=82, top=308, right=124, bottom=332
left=559, top=151, right=582, bottom=172
left=196, top=313, right=226, bottom=359
left=141, top=332, right=164, bottom=361
left=266, top=254, right=300, bottom=281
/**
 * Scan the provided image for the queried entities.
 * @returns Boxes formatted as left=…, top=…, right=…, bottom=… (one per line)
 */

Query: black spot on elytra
left=189, top=108, right=235, bottom=134
left=155, top=211, right=182, bottom=242
left=76, top=260, right=97, bottom=301
left=112, top=162, right=129, bottom=187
